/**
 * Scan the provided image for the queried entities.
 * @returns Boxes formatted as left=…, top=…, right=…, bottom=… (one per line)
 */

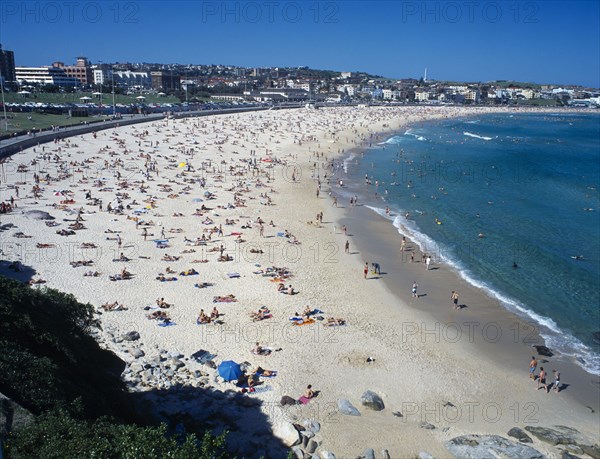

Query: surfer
left=512, top=261, right=519, bottom=269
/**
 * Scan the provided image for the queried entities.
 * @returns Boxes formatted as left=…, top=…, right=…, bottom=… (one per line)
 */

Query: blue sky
left=1, top=1, right=599, bottom=87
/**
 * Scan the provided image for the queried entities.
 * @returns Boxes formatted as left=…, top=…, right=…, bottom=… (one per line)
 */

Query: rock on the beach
left=128, top=348, right=145, bottom=358
left=419, top=422, right=436, bottom=430
left=129, top=362, right=144, bottom=374
left=561, top=444, right=584, bottom=455
left=524, top=425, right=584, bottom=446
left=362, top=448, right=375, bottom=459
left=306, top=439, right=319, bottom=454
left=581, top=444, right=600, bottom=459
left=507, top=427, right=533, bottom=443
left=303, top=419, right=321, bottom=434
left=273, top=420, right=300, bottom=447
left=532, top=345, right=554, bottom=357
left=337, top=399, right=361, bottom=416
left=381, top=450, right=391, bottom=459
left=360, top=390, right=384, bottom=411
left=319, top=452, right=336, bottom=459
left=167, top=358, right=185, bottom=369
left=446, top=434, right=544, bottom=459
left=122, top=331, right=140, bottom=341
left=301, top=430, right=315, bottom=440
left=291, top=445, right=304, bottom=459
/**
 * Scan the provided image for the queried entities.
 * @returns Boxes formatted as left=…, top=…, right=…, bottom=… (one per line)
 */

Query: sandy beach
left=1, top=105, right=598, bottom=458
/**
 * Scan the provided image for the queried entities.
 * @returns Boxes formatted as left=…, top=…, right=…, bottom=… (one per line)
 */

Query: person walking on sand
left=529, top=356, right=538, bottom=380
left=549, top=369, right=560, bottom=393
left=364, top=262, right=369, bottom=279
left=425, top=255, right=431, bottom=270
left=451, top=291, right=459, bottom=309
left=412, top=281, right=418, bottom=298
left=537, top=367, right=547, bottom=390
left=345, top=240, right=350, bottom=254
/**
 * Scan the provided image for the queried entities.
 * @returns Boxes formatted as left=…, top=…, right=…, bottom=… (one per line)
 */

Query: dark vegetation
left=0, top=275, right=229, bottom=458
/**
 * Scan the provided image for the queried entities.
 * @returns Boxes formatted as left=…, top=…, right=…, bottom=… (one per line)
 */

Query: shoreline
left=331, top=110, right=600, bottom=377
left=1, top=105, right=598, bottom=458
left=326, top=111, right=600, bottom=404
left=337, top=203, right=600, bottom=410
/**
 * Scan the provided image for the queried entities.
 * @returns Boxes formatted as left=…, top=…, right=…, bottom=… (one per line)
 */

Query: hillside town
left=2, top=45, right=599, bottom=108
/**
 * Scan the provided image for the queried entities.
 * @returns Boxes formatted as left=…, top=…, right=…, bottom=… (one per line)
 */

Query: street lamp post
left=185, top=70, right=189, bottom=108
left=111, top=66, right=116, bottom=118
left=97, top=60, right=103, bottom=107
left=0, top=71, right=8, bottom=132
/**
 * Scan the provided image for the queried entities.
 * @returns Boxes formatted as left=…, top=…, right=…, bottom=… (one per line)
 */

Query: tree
left=5, top=408, right=229, bottom=459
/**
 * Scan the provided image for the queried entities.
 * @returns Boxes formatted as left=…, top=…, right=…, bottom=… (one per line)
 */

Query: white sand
left=1, top=106, right=597, bottom=458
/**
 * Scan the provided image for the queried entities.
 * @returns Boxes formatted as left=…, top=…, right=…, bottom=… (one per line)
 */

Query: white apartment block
left=16, top=66, right=79, bottom=86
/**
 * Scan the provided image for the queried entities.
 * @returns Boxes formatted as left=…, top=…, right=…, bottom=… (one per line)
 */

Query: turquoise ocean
left=340, top=112, right=600, bottom=375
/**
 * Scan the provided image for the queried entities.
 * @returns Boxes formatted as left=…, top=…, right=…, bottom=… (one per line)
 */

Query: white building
left=336, top=84, right=357, bottom=96
left=92, top=69, right=105, bottom=85
left=415, top=90, right=430, bottom=102
left=15, top=66, right=79, bottom=86
left=113, top=71, right=150, bottom=88
left=464, top=89, right=480, bottom=102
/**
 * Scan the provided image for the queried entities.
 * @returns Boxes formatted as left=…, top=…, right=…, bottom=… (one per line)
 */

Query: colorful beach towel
left=293, top=318, right=315, bottom=326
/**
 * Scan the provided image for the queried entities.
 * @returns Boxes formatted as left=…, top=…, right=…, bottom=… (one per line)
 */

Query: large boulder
left=122, top=331, right=140, bottom=341
left=532, top=345, right=554, bottom=357
left=508, top=427, right=533, bottom=443
left=362, top=448, right=375, bottom=459
left=128, top=348, right=145, bottom=359
left=303, top=419, right=321, bottom=434
left=360, top=390, right=384, bottom=411
left=524, top=425, right=584, bottom=446
left=320, top=452, right=336, bottom=459
left=337, top=399, right=361, bottom=416
left=581, top=444, right=600, bottom=459
left=446, top=434, right=544, bottom=459
left=273, top=420, right=300, bottom=447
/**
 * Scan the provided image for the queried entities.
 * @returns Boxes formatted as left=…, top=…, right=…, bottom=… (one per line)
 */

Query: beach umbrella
left=217, top=360, right=242, bottom=381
